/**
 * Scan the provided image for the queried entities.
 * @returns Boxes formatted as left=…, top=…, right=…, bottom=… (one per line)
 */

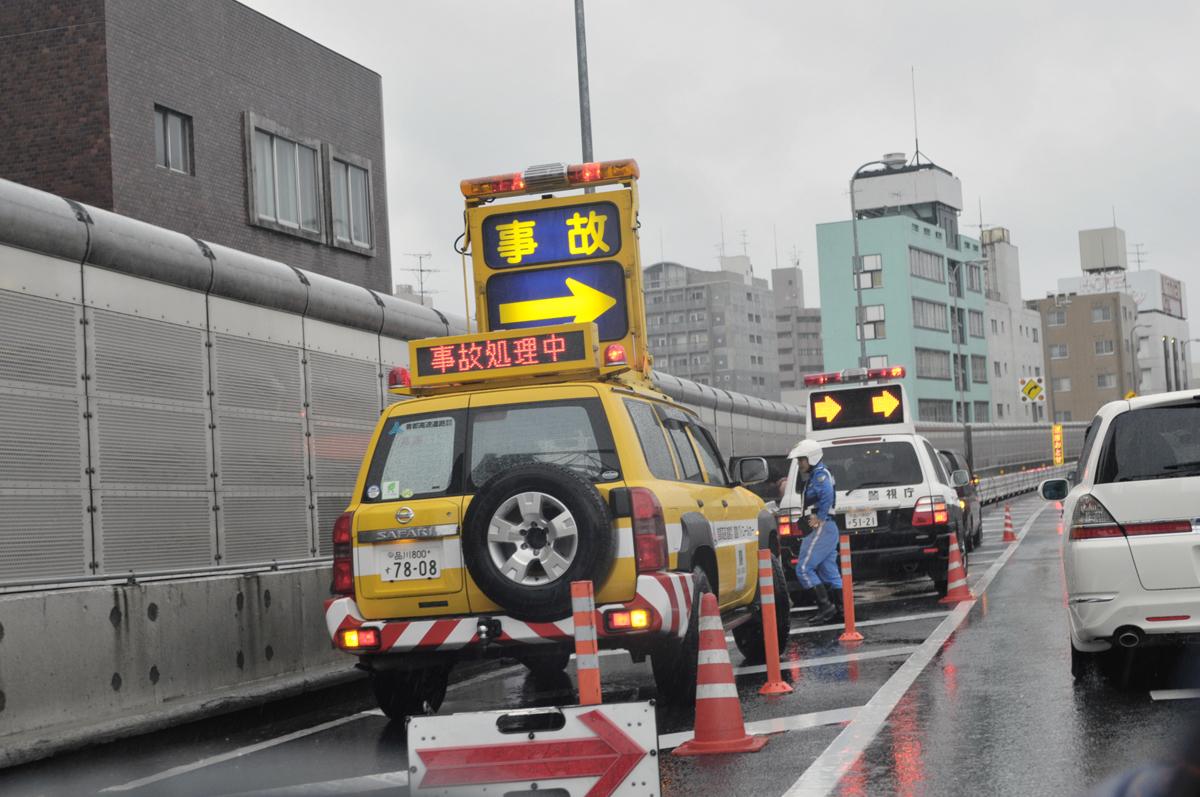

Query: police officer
left=790, top=439, right=843, bottom=626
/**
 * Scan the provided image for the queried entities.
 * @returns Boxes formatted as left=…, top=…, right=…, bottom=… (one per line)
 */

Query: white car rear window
left=821, top=441, right=923, bottom=495
left=1096, top=403, right=1200, bottom=483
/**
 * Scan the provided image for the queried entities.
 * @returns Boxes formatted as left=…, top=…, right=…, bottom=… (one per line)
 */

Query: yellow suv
left=324, top=375, right=790, bottom=722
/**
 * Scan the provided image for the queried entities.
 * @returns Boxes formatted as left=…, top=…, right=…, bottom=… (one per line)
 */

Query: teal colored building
left=817, top=210, right=993, bottom=423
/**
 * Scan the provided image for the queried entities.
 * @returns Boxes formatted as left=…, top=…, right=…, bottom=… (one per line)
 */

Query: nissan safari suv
left=325, top=381, right=790, bottom=723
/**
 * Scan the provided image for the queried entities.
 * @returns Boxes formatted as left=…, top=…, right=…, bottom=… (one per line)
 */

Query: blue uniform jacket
left=803, top=462, right=836, bottom=522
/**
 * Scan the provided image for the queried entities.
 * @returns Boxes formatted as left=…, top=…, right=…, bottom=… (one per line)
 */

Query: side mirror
left=950, top=469, right=970, bottom=488
left=1039, top=478, right=1070, bottom=501
left=735, top=456, right=769, bottom=486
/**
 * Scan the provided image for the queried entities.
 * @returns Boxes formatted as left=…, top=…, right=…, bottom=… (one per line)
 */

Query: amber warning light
left=461, top=159, right=639, bottom=199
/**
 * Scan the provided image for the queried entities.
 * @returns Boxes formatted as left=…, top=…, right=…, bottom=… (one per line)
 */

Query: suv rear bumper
left=325, top=572, right=695, bottom=654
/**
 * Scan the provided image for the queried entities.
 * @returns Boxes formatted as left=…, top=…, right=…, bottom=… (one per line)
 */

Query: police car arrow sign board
left=409, top=701, right=659, bottom=796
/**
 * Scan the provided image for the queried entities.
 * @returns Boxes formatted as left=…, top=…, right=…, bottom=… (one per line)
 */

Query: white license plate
left=845, top=510, right=878, bottom=530
left=379, top=541, right=442, bottom=581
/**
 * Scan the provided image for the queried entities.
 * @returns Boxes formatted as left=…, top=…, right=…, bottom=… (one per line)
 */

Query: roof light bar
left=803, top=366, right=905, bottom=387
left=460, top=159, right=639, bottom=199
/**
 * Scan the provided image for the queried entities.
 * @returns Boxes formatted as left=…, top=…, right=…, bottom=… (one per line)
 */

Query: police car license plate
left=379, top=541, right=442, bottom=581
left=845, top=510, right=878, bottom=530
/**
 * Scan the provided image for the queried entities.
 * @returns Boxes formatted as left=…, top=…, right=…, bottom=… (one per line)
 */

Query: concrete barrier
left=0, top=566, right=352, bottom=768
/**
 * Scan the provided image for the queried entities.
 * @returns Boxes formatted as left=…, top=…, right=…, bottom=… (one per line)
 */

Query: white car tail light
left=1068, top=495, right=1122, bottom=540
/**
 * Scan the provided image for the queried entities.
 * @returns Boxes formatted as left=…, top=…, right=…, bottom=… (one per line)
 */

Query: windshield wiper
left=843, top=480, right=898, bottom=497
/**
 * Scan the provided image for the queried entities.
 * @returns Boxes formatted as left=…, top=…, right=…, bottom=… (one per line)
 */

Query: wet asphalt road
left=2, top=494, right=1197, bottom=796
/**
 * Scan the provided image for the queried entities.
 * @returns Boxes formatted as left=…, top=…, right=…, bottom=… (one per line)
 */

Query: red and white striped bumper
left=325, top=572, right=695, bottom=654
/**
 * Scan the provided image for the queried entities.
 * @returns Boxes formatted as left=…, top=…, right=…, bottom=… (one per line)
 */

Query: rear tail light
left=630, top=487, right=668, bottom=572
left=332, top=511, right=355, bottom=595
left=777, top=513, right=794, bottom=537
left=603, top=608, right=650, bottom=632
left=337, top=627, right=380, bottom=650
left=912, top=497, right=949, bottom=527
left=1068, top=495, right=1123, bottom=540
left=1124, top=520, right=1192, bottom=536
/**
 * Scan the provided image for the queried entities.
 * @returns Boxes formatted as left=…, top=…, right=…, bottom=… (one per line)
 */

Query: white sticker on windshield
left=366, top=485, right=380, bottom=500
left=382, top=481, right=400, bottom=500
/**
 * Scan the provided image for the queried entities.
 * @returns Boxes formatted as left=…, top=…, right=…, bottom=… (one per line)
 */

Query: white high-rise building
left=1056, top=226, right=1191, bottom=393
left=981, top=227, right=1047, bottom=421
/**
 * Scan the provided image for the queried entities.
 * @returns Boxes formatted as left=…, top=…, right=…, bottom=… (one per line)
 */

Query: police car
left=777, top=367, right=971, bottom=595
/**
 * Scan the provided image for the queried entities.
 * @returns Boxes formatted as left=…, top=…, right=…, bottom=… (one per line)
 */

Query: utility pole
left=574, top=0, right=594, bottom=190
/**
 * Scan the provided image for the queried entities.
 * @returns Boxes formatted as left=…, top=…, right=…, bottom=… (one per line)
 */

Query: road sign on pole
left=408, top=701, right=659, bottom=796
left=1019, top=376, right=1046, bottom=403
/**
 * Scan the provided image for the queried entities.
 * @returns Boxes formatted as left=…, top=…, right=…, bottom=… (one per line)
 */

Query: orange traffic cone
left=939, top=534, right=975, bottom=604
left=674, top=593, right=768, bottom=756
left=1002, top=504, right=1018, bottom=543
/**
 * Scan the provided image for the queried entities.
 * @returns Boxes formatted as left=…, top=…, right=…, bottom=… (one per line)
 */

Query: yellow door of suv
left=352, top=395, right=471, bottom=621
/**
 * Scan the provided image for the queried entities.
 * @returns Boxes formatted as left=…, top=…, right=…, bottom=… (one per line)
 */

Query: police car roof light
left=604, top=343, right=627, bottom=366
left=566, top=159, right=639, bottom=185
left=459, top=171, right=526, bottom=199
left=868, top=365, right=907, bottom=380
left=461, top=159, right=639, bottom=200
left=803, top=371, right=843, bottom=387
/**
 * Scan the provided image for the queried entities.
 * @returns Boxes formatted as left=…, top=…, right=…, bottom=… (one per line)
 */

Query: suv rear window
left=820, top=441, right=924, bottom=494
left=1096, top=403, right=1200, bottom=483
left=467, top=398, right=620, bottom=490
left=362, top=411, right=465, bottom=502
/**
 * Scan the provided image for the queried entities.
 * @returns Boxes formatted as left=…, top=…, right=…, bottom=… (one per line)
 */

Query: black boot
left=807, top=584, right=838, bottom=625
left=830, top=587, right=845, bottom=621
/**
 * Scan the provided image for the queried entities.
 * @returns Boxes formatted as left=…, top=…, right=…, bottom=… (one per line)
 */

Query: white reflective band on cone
left=699, top=616, right=723, bottom=632
left=947, top=578, right=966, bottom=590
left=696, top=683, right=739, bottom=700
left=571, top=597, right=593, bottom=613
left=576, top=653, right=600, bottom=670
left=574, top=625, right=596, bottom=643
left=697, top=649, right=729, bottom=666
left=761, top=594, right=775, bottom=605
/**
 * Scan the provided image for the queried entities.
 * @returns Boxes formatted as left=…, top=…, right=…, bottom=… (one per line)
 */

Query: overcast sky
left=243, top=0, right=1199, bottom=324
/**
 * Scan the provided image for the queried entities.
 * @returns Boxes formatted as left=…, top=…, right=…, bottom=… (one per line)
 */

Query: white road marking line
left=783, top=502, right=1049, bottom=797
left=1150, top=689, right=1200, bottom=701
left=733, top=646, right=918, bottom=676
left=100, top=711, right=385, bottom=792
left=657, top=706, right=859, bottom=750
left=218, top=770, right=411, bottom=796
left=787, top=610, right=951, bottom=636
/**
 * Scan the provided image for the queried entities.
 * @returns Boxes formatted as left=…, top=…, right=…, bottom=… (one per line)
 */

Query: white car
left=1040, top=390, right=1200, bottom=679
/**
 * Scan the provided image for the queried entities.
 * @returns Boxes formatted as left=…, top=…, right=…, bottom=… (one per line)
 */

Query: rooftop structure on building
left=818, top=155, right=991, bottom=423
left=643, top=256, right=780, bottom=400
left=0, top=0, right=390, bottom=293
left=771, top=266, right=823, bottom=405
left=980, top=227, right=1047, bottom=422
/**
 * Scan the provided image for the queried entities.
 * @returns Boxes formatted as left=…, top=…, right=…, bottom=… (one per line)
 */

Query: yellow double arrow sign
left=498, top=278, right=617, bottom=325
left=812, top=389, right=901, bottom=424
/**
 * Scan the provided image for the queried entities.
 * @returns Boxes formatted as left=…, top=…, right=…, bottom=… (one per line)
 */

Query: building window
left=971, top=354, right=987, bottom=383
left=953, top=353, right=968, bottom=391
left=247, top=114, right=322, bottom=237
left=1035, top=366, right=1041, bottom=376
left=329, top=150, right=374, bottom=250
left=968, top=310, right=985, bottom=338
left=856, top=254, right=883, bottom=289
left=1048, top=308, right=1066, bottom=326
left=1097, top=373, right=1117, bottom=389
left=967, top=263, right=983, bottom=292
left=1091, top=304, right=1112, bottom=323
left=909, top=248, right=945, bottom=282
left=1054, top=411, right=1073, bottom=422
left=1052, top=377, right=1071, bottom=392
left=1032, top=327, right=1039, bottom=342
left=856, top=305, right=885, bottom=340
left=1049, top=343, right=1069, bottom=359
left=973, top=401, right=990, bottom=422
left=915, top=347, right=951, bottom=380
left=688, top=290, right=705, bottom=301
left=991, top=318, right=998, bottom=334
left=996, top=402, right=1004, bottom=419
left=951, top=307, right=966, bottom=344
left=918, top=399, right=954, bottom=422
left=912, top=298, right=948, bottom=331
left=154, top=105, right=193, bottom=175
left=1094, top=339, right=1115, bottom=356
left=993, top=360, right=1002, bottom=378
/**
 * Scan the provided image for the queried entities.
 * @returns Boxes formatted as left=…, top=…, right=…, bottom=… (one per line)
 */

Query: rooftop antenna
left=911, top=66, right=921, bottom=165
left=400, top=252, right=437, bottom=300
left=739, top=229, right=750, bottom=256
left=1129, top=243, right=1148, bottom=271
left=719, top=214, right=727, bottom=258
left=773, top=225, right=779, bottom=268
left=789, top=246, right=801, bottom=268
left=659, top=228, right=664, bottom=263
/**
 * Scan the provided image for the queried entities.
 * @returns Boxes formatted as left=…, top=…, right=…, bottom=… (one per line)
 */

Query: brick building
left=0, top=0, right=390, bottom=292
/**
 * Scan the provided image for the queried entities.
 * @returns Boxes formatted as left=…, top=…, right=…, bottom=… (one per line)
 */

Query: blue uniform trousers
left=795, top=519, right=842, bottom=589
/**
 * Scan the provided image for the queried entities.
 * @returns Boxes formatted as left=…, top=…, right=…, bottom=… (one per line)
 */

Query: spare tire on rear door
left=461, top=463, right=615, bottom=622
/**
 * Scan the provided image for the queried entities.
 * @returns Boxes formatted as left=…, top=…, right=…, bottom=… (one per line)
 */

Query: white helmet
left=789, top=439, right=823, bottom=466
